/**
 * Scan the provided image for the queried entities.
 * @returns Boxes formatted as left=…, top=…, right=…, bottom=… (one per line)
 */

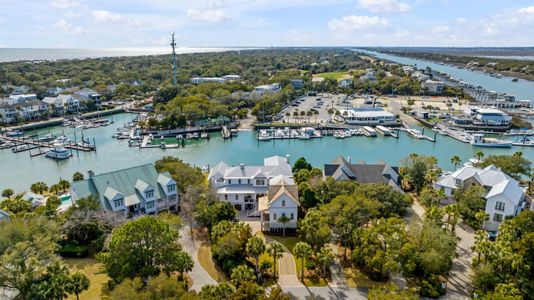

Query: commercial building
left=252, top=83, right=281, bottom=96
left=339, top=108, right=397, bottom=125
left=70, top=164, right=179, bottom=217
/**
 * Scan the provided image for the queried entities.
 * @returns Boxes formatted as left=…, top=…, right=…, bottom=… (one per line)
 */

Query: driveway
left=261, top=236, right=303, bottom=288
left=282, top=286, right=368, bottom=300
left=406, top=197, right=474, bottom=300
left=179, top=226, right=217, bottom=291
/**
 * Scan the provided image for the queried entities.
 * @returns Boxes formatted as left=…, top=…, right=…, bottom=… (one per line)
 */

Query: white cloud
left=328, top=15, right=389, bottom=31
left=50, top=0, right=86, bottom=9
left=357, top=0, right=411, bottom=14
left=53, top=20, right=84, bottom=35
left=518, top=6, right=534, bottom=14
left=186, top=8, right=231, bottom=23
left=430, top=25, right=450, bottom=34
left=92, top=10, right=125, bottom=23
left=284, top=29, right=310, bottom=44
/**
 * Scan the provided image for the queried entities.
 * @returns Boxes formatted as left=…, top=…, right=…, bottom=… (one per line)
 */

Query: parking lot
left=276, top=93, right=350, bottom=124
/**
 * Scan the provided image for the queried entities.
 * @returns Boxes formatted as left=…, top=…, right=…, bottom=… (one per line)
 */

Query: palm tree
left=450, top=155, right=461, bottom=170
left=285, top=112, right=291, bottom=123
left=306, top=110, right=313, bottom=124
left=475, top=151, right=484, bottom=166
left=246, top=236, right=266, bottom=279
left=72, top=172, right=84, bottom=182
left=317, top=246, right=334, bottom=278
left=278, top=215, right=291, bottom=237
left=444, top=203, right=460, bottom=233
left=67, top=272, right=90, bottom=300
left=313, top=110, right=319, bottom=124
left=2, top=188, right=14, bottom=199
left=268, top=241, right=284, bottom=279
left=293, top=110, right=299, bottom=123
left=231, top=265, right=256, bottom=287
left=300, top=110, right=306, bottom=123
left=30, top=182, right=49, bottom=194
left=293, top=242, right=312, bottom=281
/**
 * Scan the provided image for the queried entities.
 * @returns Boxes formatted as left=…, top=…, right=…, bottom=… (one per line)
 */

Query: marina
left=2, top=113, right=534, bottom=192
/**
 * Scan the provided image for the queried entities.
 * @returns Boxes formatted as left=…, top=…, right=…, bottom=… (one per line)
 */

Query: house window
left=282, top=200, right=286, bottom=207
left=493, top=213, right=503, bottom=222
left=256, top=179, right=265, bottom=185
left=145, top=191, right=154, bottom=198
left=114, top=199, right=123, bottom=208
left=228, top=180, right=232, bottom=184
left=495, top=201, right=505, bottom=211
left=290, top=213, right=294, bottom=220
left=273, top=213, right=277, bottom=220
left=238, top=179, right=241, bottom=184
left=224, top=194, right=228, bottom=200
left=168, top=184, right=176, bottom=192
left=247, top=179, right=251, bottom=184
left=235, top=195, right=238, bottom=200
left=147, top=201, right=155, bottom=209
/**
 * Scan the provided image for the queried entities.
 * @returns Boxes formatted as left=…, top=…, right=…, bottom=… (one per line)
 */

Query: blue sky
left=1, top=0, right=534, bottom=48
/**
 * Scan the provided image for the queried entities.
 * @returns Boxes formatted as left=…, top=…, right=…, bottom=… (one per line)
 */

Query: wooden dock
left=0, top=135, right=96, bottom=152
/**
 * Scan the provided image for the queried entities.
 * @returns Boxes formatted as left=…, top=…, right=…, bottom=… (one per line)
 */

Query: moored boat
left=470, top=134, right=512, bottom=148
left=45, top=143, right=71, bottom=159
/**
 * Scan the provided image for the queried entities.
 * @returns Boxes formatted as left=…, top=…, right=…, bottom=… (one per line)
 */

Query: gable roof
left=324, top=156, right=399, bottom=186
left=486, top=179, right=524, bottom=205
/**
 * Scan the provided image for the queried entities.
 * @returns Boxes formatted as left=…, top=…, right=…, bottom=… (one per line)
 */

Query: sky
left=1, top=0, right=534, bottom=48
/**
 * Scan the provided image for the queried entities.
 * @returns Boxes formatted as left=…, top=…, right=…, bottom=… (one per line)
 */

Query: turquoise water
left=358, top=50, right=534, bottom=100
left=1, top=113, right=532, bottom=192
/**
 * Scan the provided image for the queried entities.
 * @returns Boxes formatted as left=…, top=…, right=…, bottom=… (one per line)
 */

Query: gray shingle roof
left=324, top=156, right=400, bottom=186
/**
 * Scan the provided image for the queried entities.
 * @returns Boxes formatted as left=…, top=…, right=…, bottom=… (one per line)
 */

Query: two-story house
left=70, top=164, right=179, bottom=217
left=258, top=175, right=300, bottom=233
left=74, top=88, right=101, bottom=109
left=208, top=155, right=293, bottom=213
left=435, top=165, right=526, bottom=231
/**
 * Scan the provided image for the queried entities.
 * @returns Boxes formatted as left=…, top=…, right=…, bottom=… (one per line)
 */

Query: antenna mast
left=171, top=32, right=177, bottom=86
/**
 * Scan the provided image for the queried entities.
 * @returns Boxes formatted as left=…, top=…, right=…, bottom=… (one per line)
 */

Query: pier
left=0, top=135, right=96, bottom=153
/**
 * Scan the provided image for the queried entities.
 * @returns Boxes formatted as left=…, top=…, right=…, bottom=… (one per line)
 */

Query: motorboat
left=201, top=132, right=208, bottom=139
left=5, top=130, right=23, bottom=137
left=362, top=126, right=377, bottom=137
left=470, top=134, right=512, bottom=148
left=512, top=138, right=534, bottom=147
left=38, top=133, right=56, bottom=142
left=376, top=125, right=391, bottom=136
left=53, top=135, right=70, bottom=145
left=45, top=143, right=71, bottom=159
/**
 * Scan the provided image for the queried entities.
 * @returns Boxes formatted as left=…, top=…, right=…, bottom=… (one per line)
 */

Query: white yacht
left=45, top=143, right=71, bottom=160
left=362, top=126, right=377, bottom=137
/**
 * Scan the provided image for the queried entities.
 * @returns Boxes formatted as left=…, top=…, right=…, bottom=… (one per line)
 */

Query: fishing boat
left=201, top=132, right=208, bottom=139
left=53, top=135, right=70, bottom=145
left=45, top=143, right=71, bottom=160
left=470, top=134, right=512, bottom=148
left=376, top=125, right=391, bottom=136
left=362, top=126, right=377, bottom=137
left=12, top=144, right=29, bottom=152
left=192, top=132, right=200, bottom=139
left=512, top=138, right=534, bottom=147
left=38, top=133, right=56, bottom=142
left=5, top=130, right=23, bottom=137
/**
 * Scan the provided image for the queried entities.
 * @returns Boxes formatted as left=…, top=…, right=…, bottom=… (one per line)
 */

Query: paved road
left=179, top=226, right=217, bottom=291
left=328, top=244, right=348, bottom=288
left=282, top=286, right=368, bottom=300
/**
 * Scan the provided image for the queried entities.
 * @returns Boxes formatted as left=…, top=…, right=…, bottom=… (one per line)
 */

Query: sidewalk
left=179, top=226, right=217, bottom=291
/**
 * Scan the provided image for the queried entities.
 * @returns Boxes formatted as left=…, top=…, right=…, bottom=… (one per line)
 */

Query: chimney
left=286, top=154, right=290, bottom=164
left=239, top=163, right=245, bottom=169
left=347, top=156, right=351, bottom=164
left=88, top=170, right=94, bottom=178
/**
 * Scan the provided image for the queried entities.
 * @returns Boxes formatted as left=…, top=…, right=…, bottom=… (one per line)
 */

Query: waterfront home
left=252, top=83, right=281, bottom=96
left=339, top=107, right=397, bottom=126
left=1, top=93, right=37, bottom=105
left=46, top=87, right=64, bottom=97
left=74, top=88, right=101, bottom=108
left=435, top=165, right=526, bottom=231
left=258, top=176, right=300, bottom=232
left=402, top=66, right=415, bottom=75
left=0, top=104, right=16, bottom=123
left=208, top=155, right=293, bottom=212
left=421, top=79, right=445, bottom=94
left=411, top=71, right=430, bottom=82
left=0, top=209, right=10, bottom=222
left=42, top=94, right=80, bottom=114
left=0, top=100, right=49, bottom=123
left=324, top=156, right=402, bottom=191
left=70, top=164, right=179, bottom=216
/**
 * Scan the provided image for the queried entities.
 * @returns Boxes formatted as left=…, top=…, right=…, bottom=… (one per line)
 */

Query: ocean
left=0, top=47, right=250, bottom=63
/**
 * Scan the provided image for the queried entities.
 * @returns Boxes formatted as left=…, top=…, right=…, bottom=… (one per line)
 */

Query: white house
left=70, top=164, right=178, bottom=216
left=258, top=176, right=300, bottom=232
left=208, top=155, right=293, bottom=213
left=252, top=83, right=281, bottom=96
left=421, top=79, right=445, bottom=94
left=435, top=165, right=526, bottom=231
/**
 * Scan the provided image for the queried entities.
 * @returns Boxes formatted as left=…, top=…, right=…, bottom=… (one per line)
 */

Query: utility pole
left=171, top=32, right=177, bottom=86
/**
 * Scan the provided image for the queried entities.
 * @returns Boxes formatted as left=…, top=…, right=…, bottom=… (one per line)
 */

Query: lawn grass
left=343, top=266, right=386, bottom=289
left=64, top=258, right=108, bottom=300
left=313, top=71, right=350, bottom=81
left=197, top=244, right=227, bottom=282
